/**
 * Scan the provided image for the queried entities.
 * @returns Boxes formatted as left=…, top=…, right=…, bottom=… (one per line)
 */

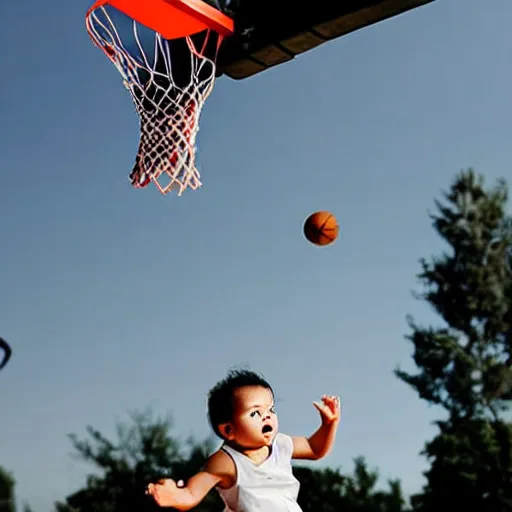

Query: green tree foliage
left=55, top=409, right=221, bottom=512
left=296, top=457, right=408, bottom=512
left=396, top=169, right=512, bottom=510
left=0, top=467, right=15, bottom=512
left=57, top=410, right=409, bottom=511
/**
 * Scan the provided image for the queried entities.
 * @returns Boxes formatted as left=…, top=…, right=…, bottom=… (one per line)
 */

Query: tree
left=296, top=457, right=408, bottom=512
left=56, top=409, right=222, bottom=512
left=59, top=410, right=408, bottom=511
left=395, top=169, right=512, bottom=510
left=0, top=467, right=15, bottom=512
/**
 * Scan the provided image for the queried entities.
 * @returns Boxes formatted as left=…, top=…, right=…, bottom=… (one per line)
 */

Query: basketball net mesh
left=86, top=6, right=223, bottom=195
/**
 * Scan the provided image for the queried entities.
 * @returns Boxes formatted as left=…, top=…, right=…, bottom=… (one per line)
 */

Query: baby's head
left=207, top=369, right=277, bottom=449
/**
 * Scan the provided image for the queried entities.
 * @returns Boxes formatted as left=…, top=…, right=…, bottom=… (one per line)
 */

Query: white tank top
left=216, top=433, right=302, bottom=512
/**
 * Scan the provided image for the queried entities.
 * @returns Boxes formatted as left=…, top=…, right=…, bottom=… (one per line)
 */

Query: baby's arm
left=147, top=450, right=235, bottom=510
left=291, top=395, right=340, bottom=461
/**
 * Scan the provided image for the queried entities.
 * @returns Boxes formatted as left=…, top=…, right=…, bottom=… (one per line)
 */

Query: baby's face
left=229, top=385, right=278, bottom=448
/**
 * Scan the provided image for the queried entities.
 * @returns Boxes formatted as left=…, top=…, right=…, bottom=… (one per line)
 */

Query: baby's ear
left=219, top=423, right=235, bottom=440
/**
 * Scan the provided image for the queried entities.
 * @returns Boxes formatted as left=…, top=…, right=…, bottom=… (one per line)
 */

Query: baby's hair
left=207, top=369, right=274, bottom=438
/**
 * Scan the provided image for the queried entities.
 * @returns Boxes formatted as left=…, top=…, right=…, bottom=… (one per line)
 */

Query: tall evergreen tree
left=396, top=169, right=512, bottom=510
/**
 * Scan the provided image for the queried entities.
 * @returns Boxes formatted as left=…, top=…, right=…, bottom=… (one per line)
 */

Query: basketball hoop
left=0, top=337, right=12, bottom=372
left=85, top=0, right=234, bottom=195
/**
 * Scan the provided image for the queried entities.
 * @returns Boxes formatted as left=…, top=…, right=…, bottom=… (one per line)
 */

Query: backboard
left=216, top=0, right=435, bottom=79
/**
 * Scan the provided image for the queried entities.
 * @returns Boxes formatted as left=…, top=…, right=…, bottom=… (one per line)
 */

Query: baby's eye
left=270, top=407, right=276, bottom=414
left=250, top=410, right=261, bottom=417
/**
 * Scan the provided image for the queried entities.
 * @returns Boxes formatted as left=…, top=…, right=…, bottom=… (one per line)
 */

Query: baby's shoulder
left=204, top=449, right=236, bottom=489
left=274, top=432, right=294, bottom=456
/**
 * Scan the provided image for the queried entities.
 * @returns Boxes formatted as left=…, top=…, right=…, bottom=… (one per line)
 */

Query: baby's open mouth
left=262, top=425, right=273, bottom=434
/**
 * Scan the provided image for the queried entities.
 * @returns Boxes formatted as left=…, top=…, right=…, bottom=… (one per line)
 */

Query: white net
left=86, top=5, right=223, bottom=195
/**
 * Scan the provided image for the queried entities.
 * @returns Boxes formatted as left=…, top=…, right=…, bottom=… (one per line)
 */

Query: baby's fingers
left=323, top=395, right=340, bottom=408
left=313, top=400, right=334, bottom=416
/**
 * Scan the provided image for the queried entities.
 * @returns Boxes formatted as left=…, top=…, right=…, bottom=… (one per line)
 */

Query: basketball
left=303, top=211, right=339, bottom=246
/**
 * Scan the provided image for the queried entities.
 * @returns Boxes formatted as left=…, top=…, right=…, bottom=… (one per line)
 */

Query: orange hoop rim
left=86, top=0, right=234, bottom=40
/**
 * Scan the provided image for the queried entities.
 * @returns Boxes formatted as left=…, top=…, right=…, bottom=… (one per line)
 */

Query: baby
left=147, top=369, right=340, bottom=511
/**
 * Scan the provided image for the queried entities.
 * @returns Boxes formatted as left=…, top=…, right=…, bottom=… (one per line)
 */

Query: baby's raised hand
left=313, top=395, right=341, bottom=425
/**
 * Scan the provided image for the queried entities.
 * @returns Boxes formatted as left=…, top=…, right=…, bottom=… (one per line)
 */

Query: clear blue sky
left=1, top=1, right=511, bottom=510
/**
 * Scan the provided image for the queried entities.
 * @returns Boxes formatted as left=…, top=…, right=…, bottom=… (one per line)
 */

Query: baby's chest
left=240, top=463, right=299, bottom=493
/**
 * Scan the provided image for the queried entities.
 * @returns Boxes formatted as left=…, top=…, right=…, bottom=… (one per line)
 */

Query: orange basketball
left=303, top=211, right=339, bottom=246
